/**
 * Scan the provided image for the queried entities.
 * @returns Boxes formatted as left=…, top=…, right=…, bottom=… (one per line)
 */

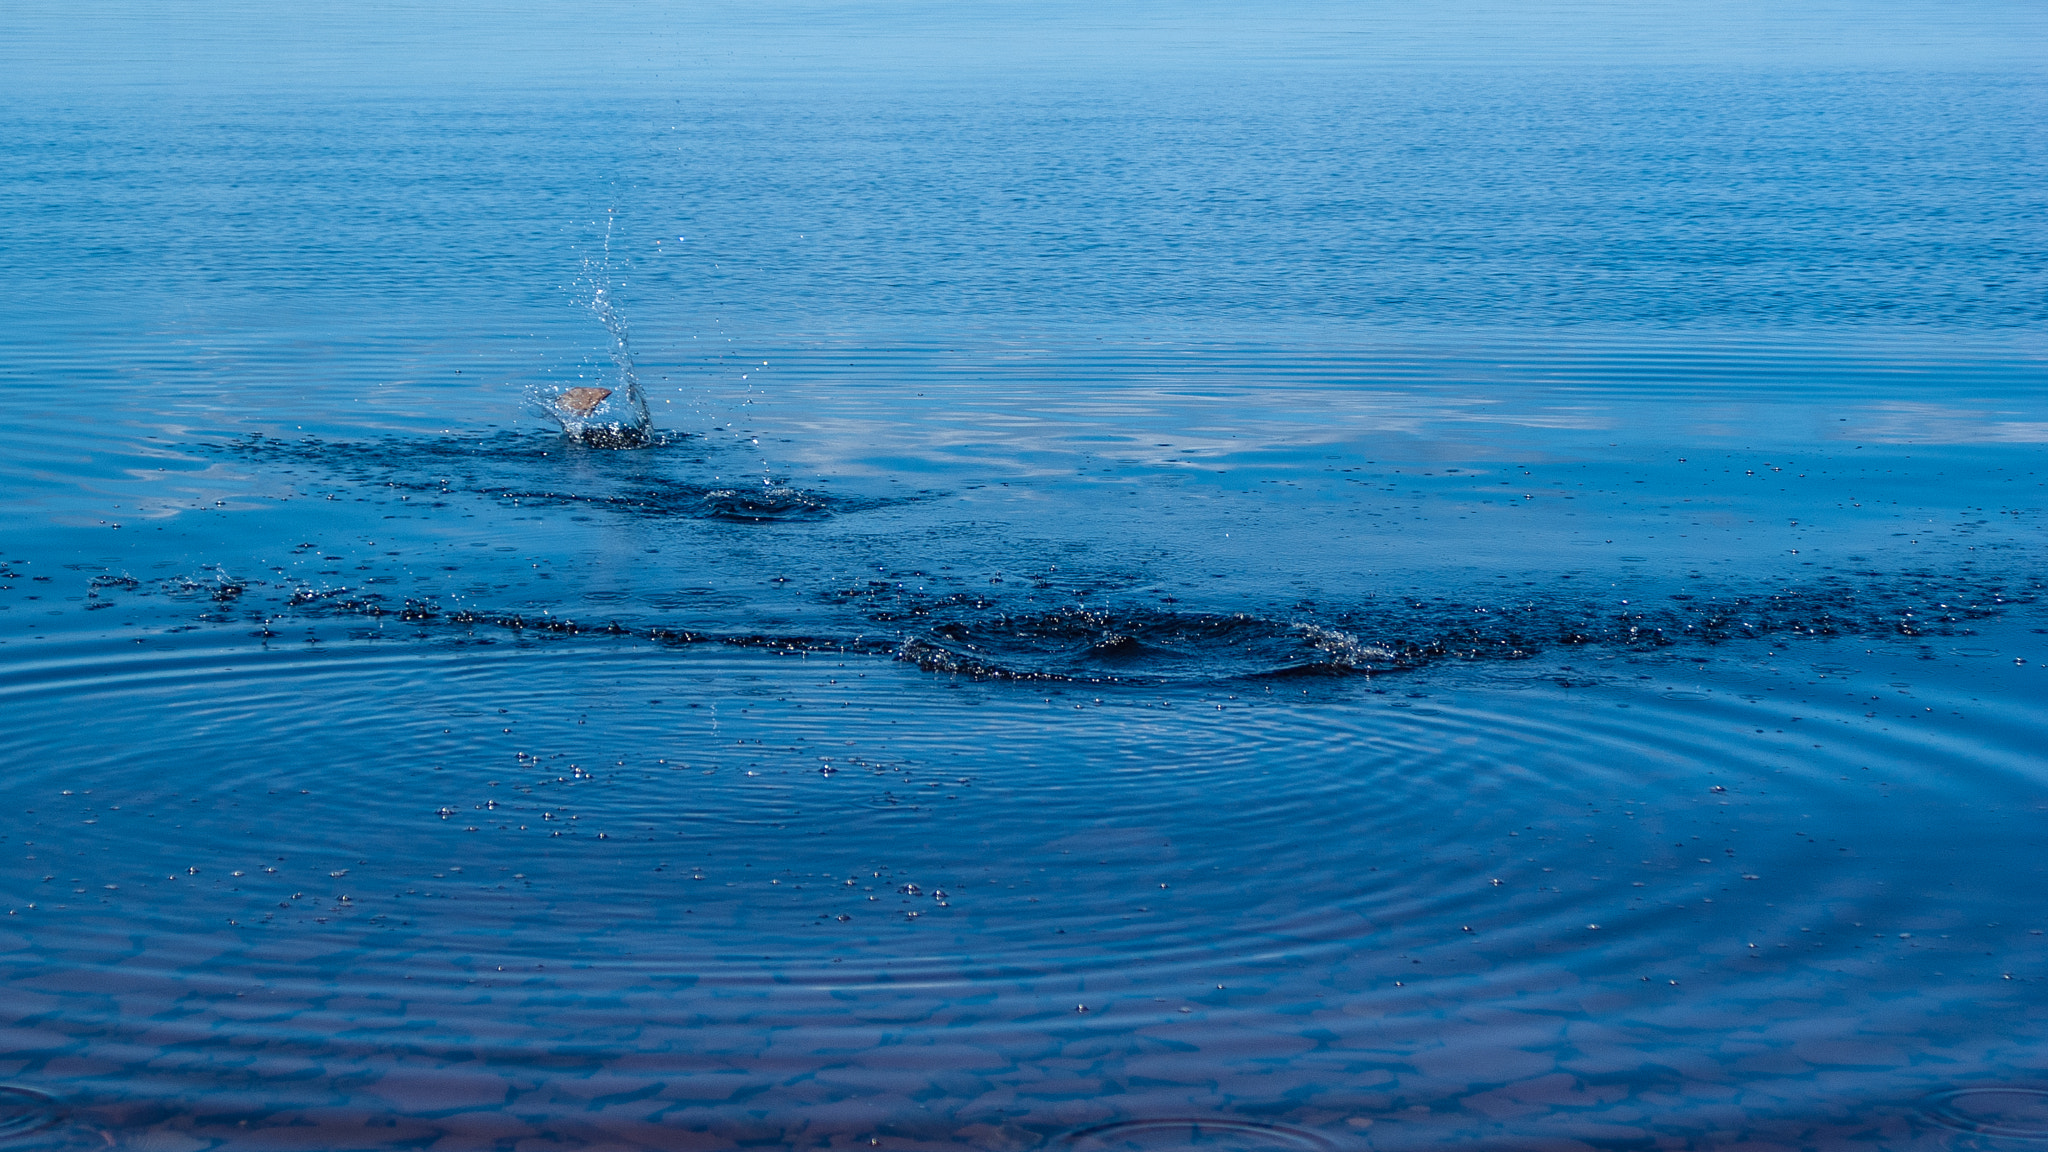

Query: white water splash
left=537, top=209, right=654, bottom=448
left=1294, top=622, right=1397, bottom=670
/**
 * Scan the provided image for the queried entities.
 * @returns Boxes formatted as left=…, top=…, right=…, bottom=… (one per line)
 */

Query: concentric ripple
left=0, top=1087, right=58, bottom=1141
left=1925, top=1088, right=2048, bottom=1141
left=1063, top=1118, right=1336, bottom=1151
left=1, top=626, right=2043, bottom=1149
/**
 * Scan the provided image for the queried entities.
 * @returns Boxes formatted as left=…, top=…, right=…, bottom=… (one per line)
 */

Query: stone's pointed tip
left=556, top=387, right=612, bottom=415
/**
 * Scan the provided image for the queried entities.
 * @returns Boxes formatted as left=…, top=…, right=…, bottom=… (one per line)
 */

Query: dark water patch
left=878, top=571, right=2041, bottom=683
left=207, top=433, right=876, bottom=524
left=702, top=485, right=835, bottom=522
left=61, top=557, right=2044, bottom=686
left=481, top=481, right=852, bottom=523
left=212, top=429, right=682, bottom=473
left=899, top=610, right=1406, bottom=682
left=565, top=421, right=652, bottom=450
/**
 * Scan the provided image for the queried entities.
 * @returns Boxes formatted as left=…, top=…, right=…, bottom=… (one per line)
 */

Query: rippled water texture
left=2, top=2, right=2046, bottom=1149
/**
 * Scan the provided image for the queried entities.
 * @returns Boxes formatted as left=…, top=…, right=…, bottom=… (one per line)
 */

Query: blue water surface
left=1, top=3, right=2045, bottom=1150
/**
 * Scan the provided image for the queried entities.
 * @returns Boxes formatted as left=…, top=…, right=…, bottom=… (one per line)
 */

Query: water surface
left=2, top=3, right=2045, bottom=1149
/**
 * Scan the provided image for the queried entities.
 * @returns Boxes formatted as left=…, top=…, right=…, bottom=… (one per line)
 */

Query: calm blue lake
left=2, top=3, right=2045, bottom=1149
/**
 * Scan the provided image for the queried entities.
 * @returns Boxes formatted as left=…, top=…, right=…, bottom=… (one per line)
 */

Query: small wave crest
left=702, top=485, right=834, bottom=522
left=897, top=610, right=1405, bottom=682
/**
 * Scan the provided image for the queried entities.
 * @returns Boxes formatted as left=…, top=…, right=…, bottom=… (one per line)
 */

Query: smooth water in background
left=2, top=3, right=2046, bottom=1149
